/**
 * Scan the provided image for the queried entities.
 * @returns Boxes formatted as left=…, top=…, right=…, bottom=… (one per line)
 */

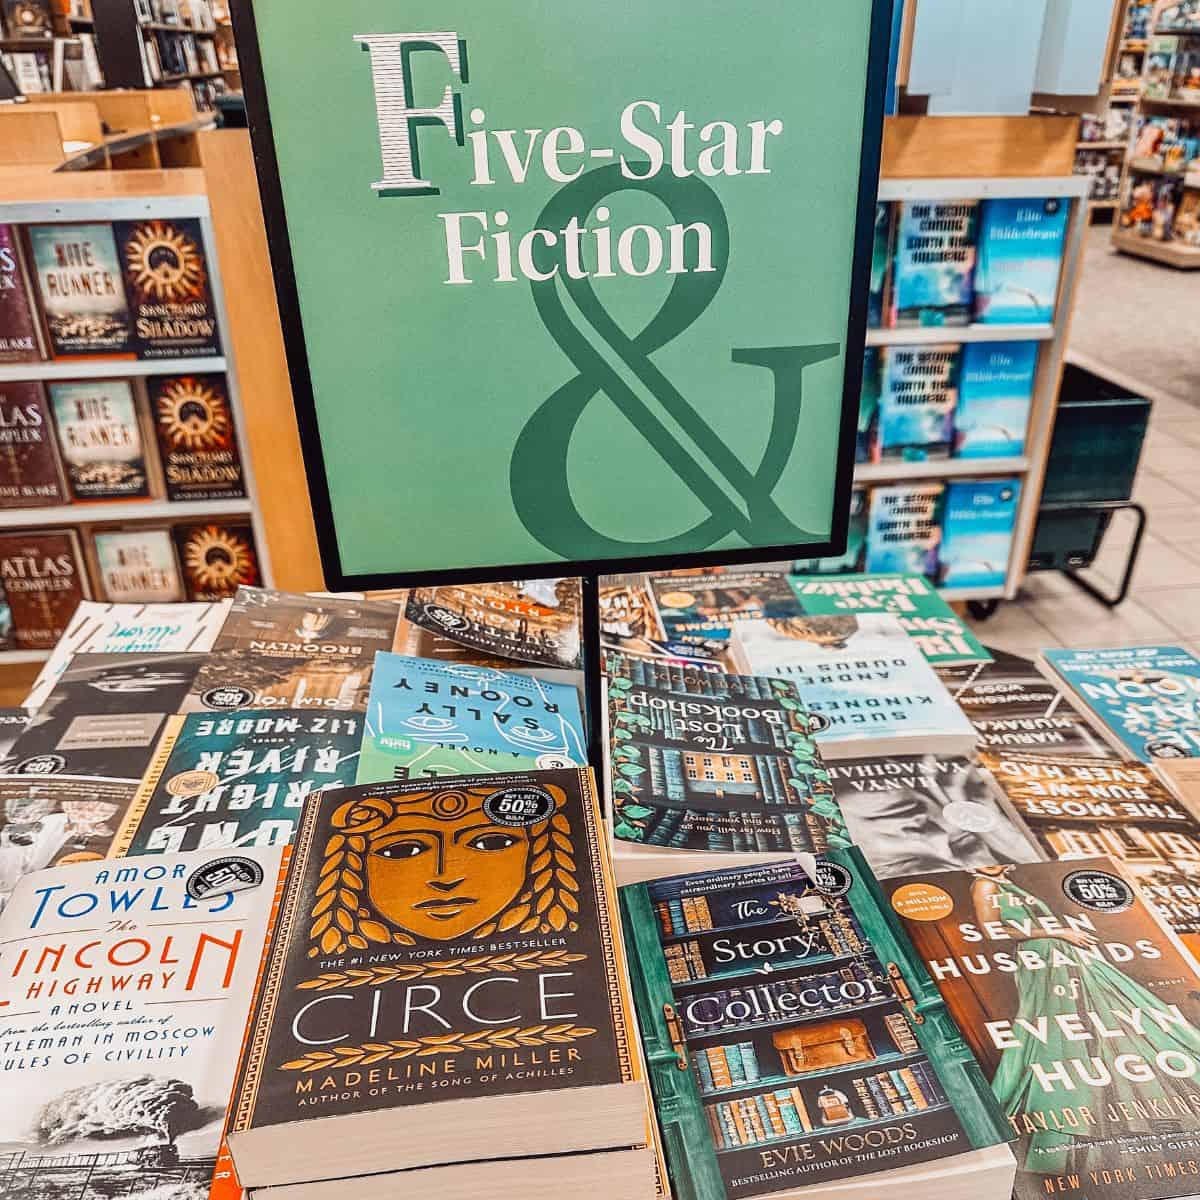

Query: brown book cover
left=48, top=378, right=151, bottom=500
left=0, top=527, right=88, bottom=649
left=0, top=380, right=66, bottom=506
left=0, top=222, right=43, bottom=363
left=174, top=520, right=261, bottom=600
left=149, top=372, right=246, bottom=500
left=114, top=217, right=222, bottom=359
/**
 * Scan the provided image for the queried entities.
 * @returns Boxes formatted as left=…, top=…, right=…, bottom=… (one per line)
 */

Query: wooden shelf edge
left=1112, top=230, right=1200, bottom=266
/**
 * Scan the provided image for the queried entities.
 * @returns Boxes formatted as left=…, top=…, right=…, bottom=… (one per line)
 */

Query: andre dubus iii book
left=227, top=767, right=648, bottom=1189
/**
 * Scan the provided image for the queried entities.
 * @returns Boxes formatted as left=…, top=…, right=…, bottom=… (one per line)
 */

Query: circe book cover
left=619, top=852, right=1013, bottom=1200
left=886, top=857, right=1200, bottom=1200
left=225, top=767, right=647, bottom=1189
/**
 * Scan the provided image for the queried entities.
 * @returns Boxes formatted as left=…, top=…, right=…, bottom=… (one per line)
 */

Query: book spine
left=876, top=1071, right=904, bottom=1115
left=695, top=896, right=714, bottom=929
left=655, top=900, right=673, bottom=936
left=762, top=1091, right=788, bottom=1138
left=693, top=1051, right=715, bottom=1094
left=753, top=1094, right=776, bottom=1141
left=884, top=1012, right=919, bottom=1054
left=729, top=1099, right=751, bottom=1145
left=775, top=1090, right=803, bottom=1135
left=668, top=898, right=686, bottom=934
left=791, top=1086, right=813, bottom=1132
left=899, top=1066, right=929, bottom=1110
left=707, top=1046, right=733, bottom=1090
left=725, top=1044, right=747, bottom=1085
left=865, top=1073, right=891, bottom=1116
left=853, top=1076, right=880, bottom=1119
left=743, top=1098, right=768, bottom=1143
left=889, top=1069, right=918, bottom=1113
left=706, top=1104, right=727, bottom=1149
left=739, top=1041, right=760, bottom=1082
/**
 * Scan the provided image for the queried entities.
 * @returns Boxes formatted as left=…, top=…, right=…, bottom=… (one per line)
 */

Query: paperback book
left=954, top=341, right=1038, bottom=458
left=174, top=521, right=261, bottom=600
left=358, top=652, right=587, bottom=782
left=788, top=572, right=990, bottom=666
left=890, top=201, right=978, bottom=328
left=939, top=479, right=1021, bottom=591
left=876, top=345, right=958, bottom=461
left=867, top=201, right=892, bottom=328
left=887, top=857, right=1200, bottom=1200
left=113, top=708, right=362, bottom=854
left=49, top=378, right=151, bottom=500
left=864, top=483, right=944, bottom=579
left=0, top=380, right=66, bottom=506
left=185, top=649, right=373, bottom=715
left=0, top=527, right=88, bottom=650
left=149, top=372, right=246, bottom=500
left=829, top=755, right=1042, bottom=879
left=225, top=769, right=649, bottom=1188
left=973, top=198, right=1069, bottom=325
left=1042, top=645, right=1200, bottom=761
left=92, top=527, right=185, bottom=603
left=649, top=571, right=798, bottom=647
left=620, top=854, right=1014, bottom=1199
left=0, top=221, right=42, bottom=362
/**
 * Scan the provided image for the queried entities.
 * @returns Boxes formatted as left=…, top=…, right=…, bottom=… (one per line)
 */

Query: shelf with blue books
left=697, top=1048, right=927, bottom=1099
left=710, top=1103, right=954, bottom=1152
left=854, top=456, right=1029, bottom=483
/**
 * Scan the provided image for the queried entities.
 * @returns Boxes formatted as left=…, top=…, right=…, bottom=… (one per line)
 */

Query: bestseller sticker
left=1062, top=869, right=1133, bottom=914
left=186, top=855, right=265, bottom=901
left=483, top=785, right=558, bottom=828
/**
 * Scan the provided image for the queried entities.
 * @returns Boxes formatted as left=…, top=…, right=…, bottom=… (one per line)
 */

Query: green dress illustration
left=985, top=872, right=1200, bottom=1176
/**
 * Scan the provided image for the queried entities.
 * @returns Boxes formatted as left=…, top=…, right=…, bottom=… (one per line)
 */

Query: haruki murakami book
left=48, top=378, right=151, bottom=501
left=0, top=380, right=67, bottom=507
left=149, top=373, right=246, bottom=500
left=0, top=221, right=43, bottom=362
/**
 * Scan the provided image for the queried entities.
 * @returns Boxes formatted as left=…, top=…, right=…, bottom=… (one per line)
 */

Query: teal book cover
left=620, top=852, right=1011, bottom=1200
left=864, top=483, right=944, bottom=579
left=857, top=348, right=880, bottom=463
left=939, top=479, right=1021, bottom=591
left=955, top=341, right=1038, bottom=458
left=1043, top=645, right=1200, bottom=761
left=876, top=345, right=959, bottom=462
left=359, top=652, right=587, bottom=782
left=793, top=488, right=867, bottom=576
left=648, top=571, right=799, bottom=646
left=890, top=201, right=977, bottom=327
left=867, top=202, right=891, bottom=328
left=973, top=198, right=1069, bottom=325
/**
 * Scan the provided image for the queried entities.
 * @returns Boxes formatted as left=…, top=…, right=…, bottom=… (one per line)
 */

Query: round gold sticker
left=166, top=769, right=220, bottom=798
left=658, top=591, right=696, bottom=609
left=890, top=883, right=954, bottom=922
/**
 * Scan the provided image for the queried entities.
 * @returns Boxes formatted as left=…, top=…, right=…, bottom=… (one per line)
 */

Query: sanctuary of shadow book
left=149, top=373, right=246, bottom=501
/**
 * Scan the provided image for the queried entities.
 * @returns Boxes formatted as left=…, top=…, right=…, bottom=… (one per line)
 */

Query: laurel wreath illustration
left=297, top=950, right=587, bottom=991
left=280, top=1023, right=597, bottom=1071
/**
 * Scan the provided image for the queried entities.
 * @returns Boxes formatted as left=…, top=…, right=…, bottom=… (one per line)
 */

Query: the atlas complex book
left=890, top=200, right=978, bottom=327
left=0, top=527, right=88, bottom=649
left=648, top=571, right=799, bottom=647
left=92, top=527, right=185, bottom=602
left=359, top=652, right=587, bottom=782
left=955, top=341, right=1038, bottom=458
left=174, top=521, right=261, bottom=600
left=0, top=847, right=281, bottom=1199
left=114, top=217, right=221, bottom=358
left=876, top=345, right=958, bottom=461
left=48, top=378, right=151, bottom=500
left=829, top=755, right=1041, bottom=879
left=973, top=198, right=1069, bottom=325
left=620, top=855, right=1014, bottom=1200
left=887, top=857, right=1200, bottom=1200
left=939, top=479, right=1021, bottom=592
left=788, top=572, right=989, bottom=666
left=0, top=380, right=66, bottom=506
left=730, top=613, right=977, bottom=759
left=604, top=650, right=846, bottom=873
left=24, top=222, right=132, bottom=356
left=113, top=708, right=362, bottom=854
left=0, top=221, right=42, bottom=362
left=864, top=483, right=943, bottom=578
left=149, top=372, right=246, bottom=500
left=1042, top=646, right=1200, bottom=761
left=226, top=769, right=651, bottom=1188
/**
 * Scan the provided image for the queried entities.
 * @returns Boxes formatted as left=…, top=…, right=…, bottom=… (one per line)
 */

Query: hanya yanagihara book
left=886, top=858, right=1200, bottom=1200
left=619, top=854, right=1015, bottom=1200
left=225, top=768, right=652, bottom=1192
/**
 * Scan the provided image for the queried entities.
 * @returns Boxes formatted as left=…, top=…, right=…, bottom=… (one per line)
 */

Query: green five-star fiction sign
left=233, top=0, right=890, bottom=586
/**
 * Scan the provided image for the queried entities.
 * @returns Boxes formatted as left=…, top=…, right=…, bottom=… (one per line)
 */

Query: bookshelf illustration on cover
left=619, top=853, right=1013, bottom=1200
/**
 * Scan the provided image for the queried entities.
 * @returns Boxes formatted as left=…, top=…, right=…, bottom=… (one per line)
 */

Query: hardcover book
left=890, top=201, right=978, bottom=328
left=149, top=372, right=246, bottom=500
left=649, top=571, right=799, bottom=647
left=939, top=478, right=1021, bottom=591
left=887, top=857, right=1200, bottom=1200
left=864, top=483, right=944, bottom=579
left=982, top=751, right=1200, bottom=954
left=92, top=527, right=184, bottom=603
left=0, top=527, right=88, bottom=650
left=867, top=201, right=892, bottom=328
left=174, top=521, right=261, bottom=600
left=113, top=708, right=362, bottom=854
left=973, top=198, right=1069, bottom=325
left=48, top=378, right=151, bottom=500
left=185, top=650, right=373, bottom=715
left=788, top=572, right=990, bottom=666
left=856, top=348, right=881, bottom=462
left=358, top=652, right=587, bottom=782
left=0, top=380, right=66, bottom=506
left=1041, top=645, right=1200, bottom=761
left=620, top=854, right=1014, bottom=1200
left=792, top=488, right=867, bottom=576
left=225, top=769, right=648, bottom=1188
left=876, top=345, right=958, bottom=462
left=729, top=613, right=977, bottom=760
left=0, top=222, right=42, bottom=362
left=954, top=341, right=1038, bottom=458
left=25, top=222, right=132, bottom=356
left=405, top=579, right=582, bottom=670
left=604, top=649, right=846, bottom=864
left=829, top=755, right=1042, bottom=879
left=0, top=847, right=282, bottom=1197
left=114, top=217, right=221, bottom=358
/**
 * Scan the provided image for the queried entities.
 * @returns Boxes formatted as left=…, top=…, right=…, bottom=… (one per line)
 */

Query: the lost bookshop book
left=1042, top=646, right=1200, bottom=761
left=0, top=847, right=281, bottom=1198
left=226, top=769, right=647, bottom=1187
left=174, top=521, right=261, bottom=600
left=0, top=380, right=67, bottom=507
left=829, top=755, right=1042, bottom=880
left=982, top=751, right=1200, bottom=956
left=149, top=373, right=246, bottom=500
left=0, top=527, right=89, bottom=650
left=604, top=649, right=846, bottom=857
left=887, top=857, right=1200, bottom=1200
left=358, top=652, right=587, bottom=783
left=113, top=708, right=363, bottom=854
left=620, top=854, right=1012, bottom=1199
left=92, top=527, right=185, bottom=603
left=788, top=572, right=990, bottom=666
left=648, top=571, right=798, bottom=647
left=49, top=378, right=151, bottom=500
left=0, top=223, right=43, bottom=362
left=114, top=217, right=221, bottom=358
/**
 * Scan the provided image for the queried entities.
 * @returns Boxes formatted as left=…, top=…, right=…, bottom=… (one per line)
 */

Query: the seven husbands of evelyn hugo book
left=225, top=768, right=651, bottom=1190
left=0, top=846, right=282, bottom=1199
left=619, top=854, right=1015, bottom=1200
left=887, top=857, right=1200, bottom=1200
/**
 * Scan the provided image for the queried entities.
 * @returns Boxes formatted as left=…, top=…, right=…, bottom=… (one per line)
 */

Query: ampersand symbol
left=510, top=163, right=839, bottom=558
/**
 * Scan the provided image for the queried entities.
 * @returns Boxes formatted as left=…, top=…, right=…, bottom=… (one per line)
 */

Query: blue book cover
left=973, top=198, right=1069, bottom=324
left=358, top=652, right=587, bottom=783
left=857, top=348, right=881, bottom=462
left=1043, top=645, right=1200, bottom=761
left=865, top=483, right=944, bottom=579
left=939, top=478, right=1021, bottom=591
left=877, top=345, right=959, bottom=461
left=955, top=341, right=1038, bottom=458
left=794, top=487, right=868, bottom=575
left=890, top=201, right=977, bottom=327
left=868, top=203, right=891, bottom=327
